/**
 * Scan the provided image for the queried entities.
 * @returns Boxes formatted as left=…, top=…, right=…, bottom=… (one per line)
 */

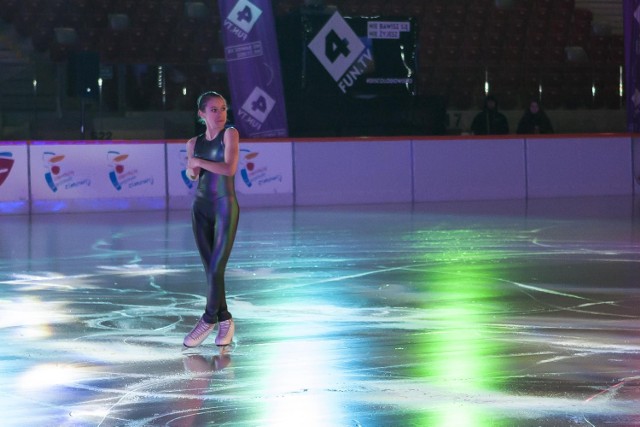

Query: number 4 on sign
left=308, top=12, right=366, bottom=81
left=227, top=0, right=262, bottom=33
left=325, top=30, right=350, bottom=63
left=237, top=5, right=252, bottom=23
left=252, top=96, right=267, bottom=113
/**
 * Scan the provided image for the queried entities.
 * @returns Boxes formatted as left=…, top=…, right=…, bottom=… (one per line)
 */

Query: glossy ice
left=1, top=197, right=639, bottom=426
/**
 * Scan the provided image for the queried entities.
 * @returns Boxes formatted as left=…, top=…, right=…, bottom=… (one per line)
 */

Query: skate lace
left=218, top=320, right=231, bottom=337
left=191, top=319, right=212, bottom=338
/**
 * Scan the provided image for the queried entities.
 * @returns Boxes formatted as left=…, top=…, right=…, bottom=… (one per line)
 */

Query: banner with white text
left=219, top=0, right=289, bottom=138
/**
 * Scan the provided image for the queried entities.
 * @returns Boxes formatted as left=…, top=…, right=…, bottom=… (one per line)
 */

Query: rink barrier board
left=0, top=135, right=638, bottom=213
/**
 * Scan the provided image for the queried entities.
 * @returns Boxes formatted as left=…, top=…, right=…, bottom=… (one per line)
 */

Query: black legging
left=191, top=195, right=239, bottom=324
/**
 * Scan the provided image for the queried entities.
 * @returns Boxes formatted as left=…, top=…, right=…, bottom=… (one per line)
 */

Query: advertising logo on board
left=0, top=152, right=14, bottom=187
left=179, top=148, right=194, bottom=189
left=42, top=151, right=91, bottom=193
left=107, top=150, right=154, bottom=191
left=237, top=148, right=283, bottom=189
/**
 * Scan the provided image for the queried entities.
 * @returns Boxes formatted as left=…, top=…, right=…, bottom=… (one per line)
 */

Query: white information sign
left=366, top=21, right=411, bottom=39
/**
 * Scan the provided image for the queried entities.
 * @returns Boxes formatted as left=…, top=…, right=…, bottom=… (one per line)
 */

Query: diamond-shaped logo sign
left=308, top=12, right=366, bottom=82
left=227, top=0, right=262, bottom=34
left=241, top=87, right=275, bottom=124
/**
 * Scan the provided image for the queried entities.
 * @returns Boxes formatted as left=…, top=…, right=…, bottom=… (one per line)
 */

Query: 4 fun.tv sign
left=308, top=12, right=374, bottom=94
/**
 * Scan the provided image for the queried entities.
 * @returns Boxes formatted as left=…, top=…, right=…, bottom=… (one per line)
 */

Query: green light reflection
left=413, top=228, right=513, bottom=426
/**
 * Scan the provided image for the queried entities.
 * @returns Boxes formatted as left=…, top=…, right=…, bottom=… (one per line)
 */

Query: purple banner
left=218, top=0, right=289, bottom=138
left=625, top=0, right=640, bottom=132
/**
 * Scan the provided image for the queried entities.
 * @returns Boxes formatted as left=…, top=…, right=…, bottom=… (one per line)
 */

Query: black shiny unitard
left=191, top=128, right=239, bottom=324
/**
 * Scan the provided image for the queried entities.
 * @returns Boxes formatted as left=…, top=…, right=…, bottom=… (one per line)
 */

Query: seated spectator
left=516, top=100, right=554, bottom=134
left=470, top=95, right=509, bottom=135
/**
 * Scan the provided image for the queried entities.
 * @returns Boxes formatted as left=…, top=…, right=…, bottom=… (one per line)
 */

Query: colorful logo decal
left=42, top=151, right=90, bottom=193
left=0, top=152, right=14, bottom=187
left=224, top=0, right=263, bottom=41
left=107, top=150, right=154, bottom=191
left=238, top=86, right=276, bottom=131
left=239, top=148, right=257, bottom=187
left=108, top=151, right=128, bottom=190
left=43, top=152, right=64, bottom=192
left=238, top=148, right=282, bottom=188
left=308, top=11, right=374, bottom=94
left=179, top=148, right=194, bottom=189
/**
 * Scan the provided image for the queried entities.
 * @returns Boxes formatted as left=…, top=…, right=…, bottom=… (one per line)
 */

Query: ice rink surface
left=1, top=197, right=639, bottom=426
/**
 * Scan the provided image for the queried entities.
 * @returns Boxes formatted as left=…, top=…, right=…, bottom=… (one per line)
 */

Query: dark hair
left=196, top=91, right=226, bottom=124
left=197, top=91, right=225, bottom=111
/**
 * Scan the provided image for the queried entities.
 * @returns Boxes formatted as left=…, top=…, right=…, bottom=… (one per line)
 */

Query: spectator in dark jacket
left=516, top=100, right=554, bottom=134
left=470, top=95, right=509, bottom=135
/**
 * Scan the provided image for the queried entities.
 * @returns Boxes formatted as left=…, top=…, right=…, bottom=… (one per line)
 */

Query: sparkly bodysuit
left=191, top=128, right=239, bottom=324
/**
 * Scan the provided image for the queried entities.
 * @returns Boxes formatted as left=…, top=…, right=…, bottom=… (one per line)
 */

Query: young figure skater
left=183, top=91, right=240, bottom=347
